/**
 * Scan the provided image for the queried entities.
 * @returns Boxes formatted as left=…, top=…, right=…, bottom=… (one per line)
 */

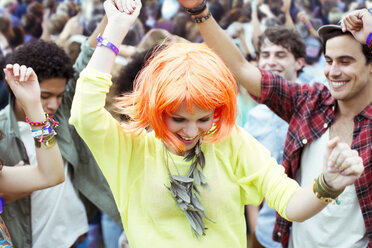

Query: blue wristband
left=31, top=122, right=53, bottom=137
left=0, top=196, right=5, bottom=214
left=366, top=32, right=372, bottom=48
left=96, top=34, right=119, bottom=56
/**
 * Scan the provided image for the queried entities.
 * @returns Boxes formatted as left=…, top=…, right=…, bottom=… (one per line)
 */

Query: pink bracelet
left=26, top=113, right=59, bottom=128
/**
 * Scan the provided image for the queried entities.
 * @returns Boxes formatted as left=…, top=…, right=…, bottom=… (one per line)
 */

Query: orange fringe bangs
left=115, top=42, right=238, bottom=152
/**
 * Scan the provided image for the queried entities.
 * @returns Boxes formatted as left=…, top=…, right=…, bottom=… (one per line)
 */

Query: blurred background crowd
left=1, top=0, right=371, bottom=110
left=0, top=0, right=370, bottom=247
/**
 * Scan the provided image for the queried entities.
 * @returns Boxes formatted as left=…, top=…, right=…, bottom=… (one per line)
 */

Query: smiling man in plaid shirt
left=176, top=3, right=372, bottom=248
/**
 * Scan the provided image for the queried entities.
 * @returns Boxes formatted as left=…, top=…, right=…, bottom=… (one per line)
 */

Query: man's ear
left=295, top=57, right=306, bottom=72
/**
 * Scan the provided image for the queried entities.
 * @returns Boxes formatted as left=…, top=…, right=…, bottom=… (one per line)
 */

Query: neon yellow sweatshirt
left=70, top=68, right=300, bottom=248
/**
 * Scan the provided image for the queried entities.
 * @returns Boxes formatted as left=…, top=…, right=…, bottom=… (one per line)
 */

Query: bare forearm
left=195, top=9, right=262, bottom=97
left=88, top=15, right=108, bottom=48
left=24, top=104, right=65, bottom=188
left=286, top=185, right=327, bottom=222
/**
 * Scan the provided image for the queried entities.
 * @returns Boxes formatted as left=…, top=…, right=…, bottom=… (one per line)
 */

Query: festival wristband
left=97, top=34, right=119, bottom=55
left=0, top=196, right=5, bottom=214
left=31, top=122, right=53, bottom=137
left=366, top=32, right=372, bottom=48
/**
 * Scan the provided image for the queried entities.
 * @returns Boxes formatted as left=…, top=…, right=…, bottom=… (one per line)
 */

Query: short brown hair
left=257, top=26, right=306, bottom=60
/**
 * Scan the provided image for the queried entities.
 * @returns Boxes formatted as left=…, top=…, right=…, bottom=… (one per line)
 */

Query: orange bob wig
left=115, top=42, right=238, bottom=152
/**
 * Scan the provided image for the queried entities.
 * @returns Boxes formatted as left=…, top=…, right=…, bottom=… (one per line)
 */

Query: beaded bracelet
left=313, top=173, right=344, bottom=205
left=192, top=11, right=212, bottom=23
left=184, top=0, right=206, bottom=15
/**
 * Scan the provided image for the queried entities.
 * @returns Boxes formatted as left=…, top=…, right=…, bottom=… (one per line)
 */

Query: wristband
left=184, top=0, right=206, bottom=15
left=31, top=122, right=53, bottom=137
left=366, top=32, right=372, bottom=48
left=97, top=34, right=119, bottom=56
left=0, top=196, right=5, bottom=214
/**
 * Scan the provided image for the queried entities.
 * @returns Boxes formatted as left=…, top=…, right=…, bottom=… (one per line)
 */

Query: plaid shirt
left=252, top=69, right=372, bottom=248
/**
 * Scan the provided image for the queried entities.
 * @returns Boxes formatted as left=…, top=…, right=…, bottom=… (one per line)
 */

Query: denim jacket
left=0, top=40, right=121, bottom=248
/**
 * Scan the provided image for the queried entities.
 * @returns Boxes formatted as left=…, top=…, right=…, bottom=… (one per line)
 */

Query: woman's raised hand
left=105, top=0, right=142, bottom=24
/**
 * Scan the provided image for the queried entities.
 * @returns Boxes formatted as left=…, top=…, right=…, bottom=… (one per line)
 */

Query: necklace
left=163, top=140, right=213, bottom=238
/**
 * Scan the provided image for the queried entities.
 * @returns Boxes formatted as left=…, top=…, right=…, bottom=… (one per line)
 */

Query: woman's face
left=165, top=101, right=215, bottom=155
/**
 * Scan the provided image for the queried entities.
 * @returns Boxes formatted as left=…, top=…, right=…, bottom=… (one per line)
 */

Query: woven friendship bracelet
left=193, top=11, right=212, bottom=23
left=26, top=113, right=59, bottom=128
left=184, top=0, right=206, bottom=15
left=25, top=115, right=48, bottom=127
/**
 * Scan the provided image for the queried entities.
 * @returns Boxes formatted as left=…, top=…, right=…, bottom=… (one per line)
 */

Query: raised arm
left=340, top=8, right=372, bottom=45
left=86, top=0, right=141, bottom=73
left=1, top=64, right=65, bottom=194
left=177, top=0, right=262, bottom=97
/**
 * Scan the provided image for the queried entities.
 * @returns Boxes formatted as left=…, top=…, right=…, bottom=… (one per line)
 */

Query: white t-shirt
left=289, top=129, right=368, bottom=248
left=18, top=121, right=89, bottom=248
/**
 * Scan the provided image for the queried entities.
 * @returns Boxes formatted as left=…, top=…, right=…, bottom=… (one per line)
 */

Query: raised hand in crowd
left=340, top=8, right=372, bottom=44
left=1, top=64, right=64, bottom=194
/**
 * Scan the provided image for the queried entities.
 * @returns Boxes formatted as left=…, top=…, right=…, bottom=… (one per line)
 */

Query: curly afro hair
left=6, top=39, right=74, bottom=85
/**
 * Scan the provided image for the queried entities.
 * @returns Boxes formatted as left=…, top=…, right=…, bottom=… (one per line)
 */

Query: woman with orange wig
left=70, top=0, right=364, bottom=247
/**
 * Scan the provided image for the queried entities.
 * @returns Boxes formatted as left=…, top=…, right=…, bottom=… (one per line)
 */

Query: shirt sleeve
left=230, top=127, right=300, bottom=220
left=250, top=69, right=309, bottom=124
left=69, top=68, right=143, bottom=205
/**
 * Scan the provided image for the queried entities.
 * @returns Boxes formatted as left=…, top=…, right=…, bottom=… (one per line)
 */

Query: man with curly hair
left=0, top=16, right=121, bottom=248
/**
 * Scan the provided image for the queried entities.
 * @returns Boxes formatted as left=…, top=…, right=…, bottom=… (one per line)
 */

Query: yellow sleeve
left=69, top=68, right=144, bottom=209
left=230, top=127, right=300, bottom=220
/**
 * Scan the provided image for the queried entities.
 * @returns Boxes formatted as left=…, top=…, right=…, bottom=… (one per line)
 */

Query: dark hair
left=321, top=30, right=372, bottom=64
left=9, top=26, right=24, bottom=49
left=27, top=2, right=44, bottom=19
left=257, top=26, right=306, bottom=60
left=209, top=1, right=225, bottom=23
left=6, top=40, right=74, bottom=95
left=219, top=7, right=247, bottom=29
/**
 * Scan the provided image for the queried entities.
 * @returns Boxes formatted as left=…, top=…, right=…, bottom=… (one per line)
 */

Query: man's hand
left=340, top=8, right=372, bottom=45
left=3, top=64, right=41, bottom=111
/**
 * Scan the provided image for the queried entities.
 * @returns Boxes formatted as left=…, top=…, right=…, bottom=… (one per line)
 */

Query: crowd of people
left=0, top=0, right=371, bottom=247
